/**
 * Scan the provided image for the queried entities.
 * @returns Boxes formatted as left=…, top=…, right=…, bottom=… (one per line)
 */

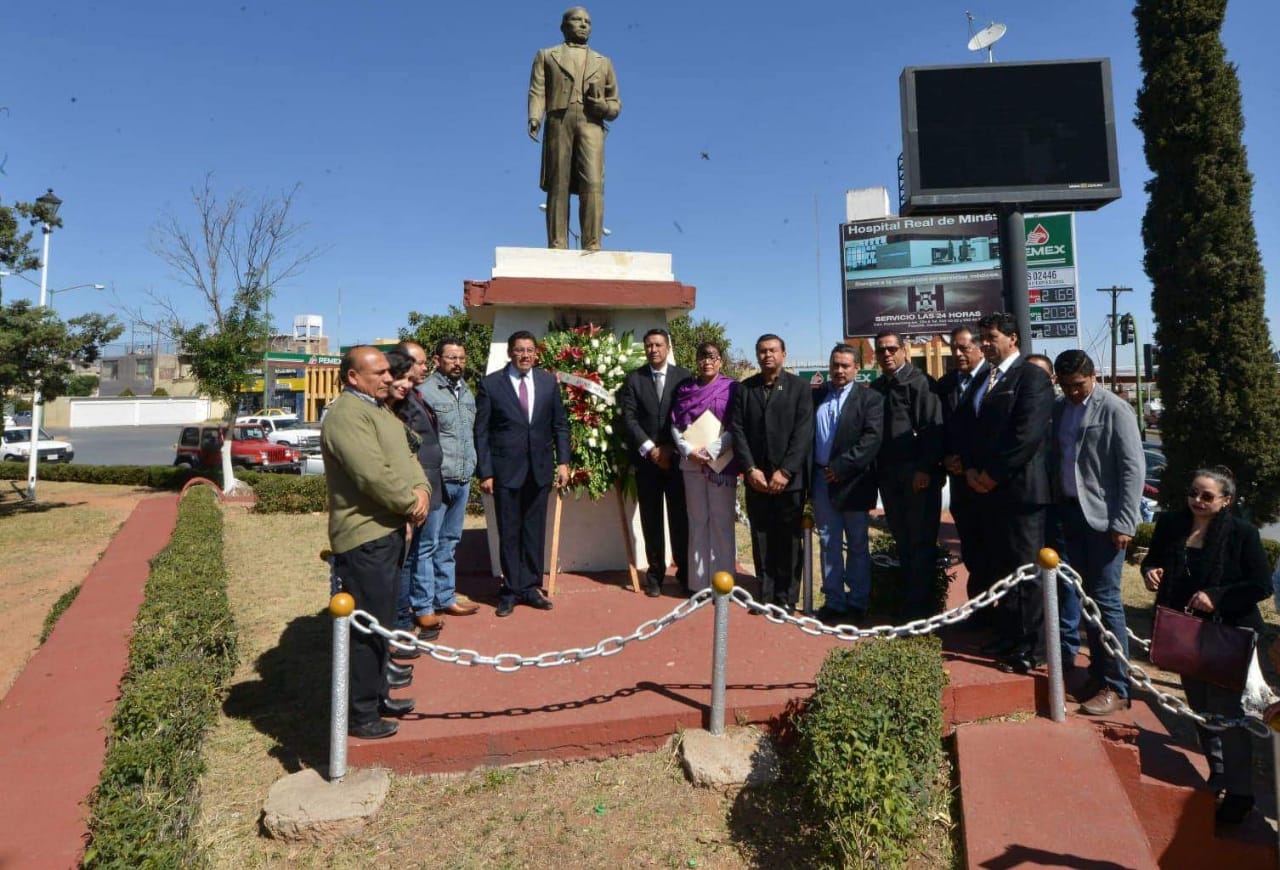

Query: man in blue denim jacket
left=413, top=338, right=481, bottom=616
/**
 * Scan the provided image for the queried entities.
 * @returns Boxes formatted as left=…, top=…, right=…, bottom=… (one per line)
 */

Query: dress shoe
left=496, top=598, right=516, bottom=618
left=390, top=645, right=421, bottom=661
left=387, top=662, right=413, bottom=678
left=414, top=613, right=446, bottom=630
left=1216, top=793, right=1255, bottom=825
left=387, top=670, right=413, bottom=689
left=378, top=697, right=416, bottom=717
left=1079, top=687, right=1131, bottom=716
left=349, top=718, right=398, bottom=739
left=439, top=601, right=479, bottom=616
left=418, top=626, right=441, bottom=641
left=847, top=607, right=867, bottom=624
left=816, top=605, right=848, bottom=624
left=525, top=590, right=554, bottom=610
left=997, top=651, right=1045, bottom=675
left=645, top=579, right=662, bottom=598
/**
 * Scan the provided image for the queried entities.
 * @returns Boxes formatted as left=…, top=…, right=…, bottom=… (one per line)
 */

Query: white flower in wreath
left=590, top=338, right=600, bottom=348
left=610, top=366, right=623, bottom=377
left=597, top=363, right=607, bottom=374
left=604, top=423, right=613, bottom=435
left=587, top=435, right=599, bottom=448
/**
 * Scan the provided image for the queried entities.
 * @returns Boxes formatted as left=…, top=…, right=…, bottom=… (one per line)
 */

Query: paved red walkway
left=958, top=717, right=1158, bottom=869
left=0, top=495, right=179, bottom=870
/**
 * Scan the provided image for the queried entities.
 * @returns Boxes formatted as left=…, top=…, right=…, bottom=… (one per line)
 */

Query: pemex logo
left=1025, top=224, right=1050, bottom=245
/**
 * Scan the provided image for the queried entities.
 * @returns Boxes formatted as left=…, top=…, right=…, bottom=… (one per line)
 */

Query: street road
left=44, top=425, right=184, bottom=467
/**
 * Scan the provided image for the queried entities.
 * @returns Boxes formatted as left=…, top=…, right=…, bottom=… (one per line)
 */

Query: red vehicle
left=174, top=423, right=300, bottom=472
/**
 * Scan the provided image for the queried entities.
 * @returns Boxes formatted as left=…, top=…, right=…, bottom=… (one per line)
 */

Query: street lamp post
left=26, top=189, right=63, bottom=501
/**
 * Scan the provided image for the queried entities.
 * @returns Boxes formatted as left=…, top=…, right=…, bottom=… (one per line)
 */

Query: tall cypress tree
left=1135, top=0, right=1280, bottom=521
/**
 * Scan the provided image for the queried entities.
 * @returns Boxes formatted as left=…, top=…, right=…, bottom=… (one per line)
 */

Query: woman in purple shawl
left=670, top=341, right=740, bottom=592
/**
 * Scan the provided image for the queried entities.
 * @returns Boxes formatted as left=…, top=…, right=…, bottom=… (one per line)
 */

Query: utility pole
left=1096, top=286, right=1131, bottom=392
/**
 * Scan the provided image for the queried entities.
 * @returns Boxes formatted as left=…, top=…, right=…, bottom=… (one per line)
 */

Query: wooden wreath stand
left=465, top=247, right=696, bottom=590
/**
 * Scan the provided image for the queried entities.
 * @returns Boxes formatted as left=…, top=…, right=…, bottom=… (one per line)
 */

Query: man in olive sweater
left=323, top=347, right=431, bottom=740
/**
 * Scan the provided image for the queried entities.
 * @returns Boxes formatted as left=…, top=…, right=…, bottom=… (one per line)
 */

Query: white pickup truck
left=239, top=416, right=322, bottom=455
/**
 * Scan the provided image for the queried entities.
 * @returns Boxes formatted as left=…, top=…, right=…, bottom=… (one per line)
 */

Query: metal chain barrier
left=726, top=563, right=1039, bottom=640
left=348, top=589, right=714, bottom=672
left=1058, top=563, right=1271, bottom=739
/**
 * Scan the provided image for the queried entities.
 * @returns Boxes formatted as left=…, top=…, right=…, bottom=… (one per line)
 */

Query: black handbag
left=1149, top=605, right=1256, bottom=691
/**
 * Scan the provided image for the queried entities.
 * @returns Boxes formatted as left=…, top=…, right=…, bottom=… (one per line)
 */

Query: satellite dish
left=967, top=21, right=1006, bottom=62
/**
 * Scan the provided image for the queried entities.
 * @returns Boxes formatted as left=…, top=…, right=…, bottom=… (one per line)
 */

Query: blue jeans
left=1046, top=503, right=1082, bottom=660
left=812, top=474, right=871, bottom=612
left=1061, top=499, right=1129, bottom=696
left=424, top=481, right=469, bottom=613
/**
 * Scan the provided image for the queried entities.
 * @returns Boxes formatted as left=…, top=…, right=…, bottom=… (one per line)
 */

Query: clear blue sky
left=3, top=0, right=1277, bottom=366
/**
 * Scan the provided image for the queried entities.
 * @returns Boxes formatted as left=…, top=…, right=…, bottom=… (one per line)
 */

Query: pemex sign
left=1024, top=213, right=1079, bottom=340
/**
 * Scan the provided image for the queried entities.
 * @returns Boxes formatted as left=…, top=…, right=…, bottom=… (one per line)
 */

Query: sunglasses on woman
left=1186, top=488, right=1221, bottom=503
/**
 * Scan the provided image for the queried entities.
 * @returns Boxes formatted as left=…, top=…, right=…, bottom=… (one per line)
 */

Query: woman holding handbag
left=1141, top=466, right=1270, bottom=824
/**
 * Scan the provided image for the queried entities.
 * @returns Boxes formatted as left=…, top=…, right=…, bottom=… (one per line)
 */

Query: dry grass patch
left=0, top=480, right=152, bottom=696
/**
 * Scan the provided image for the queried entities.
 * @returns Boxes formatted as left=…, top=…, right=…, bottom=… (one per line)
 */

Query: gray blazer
left=1050, top=387, right=1145, bottom=535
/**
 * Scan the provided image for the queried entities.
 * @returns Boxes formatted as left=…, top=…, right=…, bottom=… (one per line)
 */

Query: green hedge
left=0, top=461, right=328, bottom=514
left=869, top=533, right=950, bottom=616
left=0, top=460, right=201, bottom=488
left=1127, top=520, right=1280, bottom=569
left=251, top=473, right=328, bottom=513
left=796, top=637, right=947, bottom=867
left=82, top=487, right=238, bottom=868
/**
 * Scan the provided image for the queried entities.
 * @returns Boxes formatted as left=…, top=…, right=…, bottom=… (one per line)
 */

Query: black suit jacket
left=955, top=356, right=1053, bottom=506
left=814, top=383, right=884, bottom=511
left=618, top=363, right=692, bottom=462
left=731, top=371, right=814, bottom=492
left=936, top=361, right=988, bottom=459
left=474, top=366, right=571, bottom=489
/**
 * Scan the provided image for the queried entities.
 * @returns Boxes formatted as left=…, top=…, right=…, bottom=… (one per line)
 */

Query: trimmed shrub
left=1128, top=522, right=1156, bottom=556
left=82, top=487, right=237, bottom=867
left=1263, top=538, right=1280, bottom=571
left=39, top=583, right=81, bottom=644
left=869, top=533, right=950, bottom=616
left=0, top=461, right=266, bottom=491
left=796, top=637, right=947, bottom=867
left=252, top=473, right=328, bottom=513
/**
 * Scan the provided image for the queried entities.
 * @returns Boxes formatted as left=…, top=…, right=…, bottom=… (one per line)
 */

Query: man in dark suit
left=870, top=331, right=945, bottom=620
left=937, top=325, right=988, bottom=596
left=812, top=344, right=883, bottom=624
left=731, top=334, right=814, bottom=612
left=618, top=328, right=692, bottom=597
left=475, top=330, right=571, bottom=617
left=955, top=312, right=1055, bottom=672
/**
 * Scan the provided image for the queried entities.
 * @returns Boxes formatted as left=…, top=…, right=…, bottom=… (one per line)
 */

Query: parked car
left=173, top=423, right=300, bottom=472
left=1, top=427, right=76, bottom=463
left=235, top=407, right=297, bottom=423
left=240, top=416, right=322, bottom=454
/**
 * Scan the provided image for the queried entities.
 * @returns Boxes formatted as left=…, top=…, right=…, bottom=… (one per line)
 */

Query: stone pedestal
left=464, top=247, right=696, bottom=575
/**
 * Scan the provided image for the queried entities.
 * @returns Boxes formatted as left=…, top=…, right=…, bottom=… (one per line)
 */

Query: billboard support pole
left=999, top=204, right=1032, bottom=353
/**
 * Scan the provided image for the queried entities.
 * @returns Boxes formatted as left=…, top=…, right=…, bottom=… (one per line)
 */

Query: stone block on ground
left=262, top=767, right=390, bottom=843
left=679, top=727, right=780, bottom=788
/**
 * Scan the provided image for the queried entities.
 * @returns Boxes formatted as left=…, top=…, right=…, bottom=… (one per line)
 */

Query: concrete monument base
left=464, top=247, right=696, bottom=575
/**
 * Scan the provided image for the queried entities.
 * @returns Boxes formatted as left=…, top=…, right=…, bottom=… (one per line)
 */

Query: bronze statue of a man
left=528, top=7, right=621, bottom=251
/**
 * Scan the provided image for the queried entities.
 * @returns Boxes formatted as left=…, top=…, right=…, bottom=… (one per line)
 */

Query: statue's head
left=561, top=7, right=591, bottom=44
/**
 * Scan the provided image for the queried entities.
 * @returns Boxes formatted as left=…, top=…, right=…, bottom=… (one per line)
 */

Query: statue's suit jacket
left=528, top=44, right=621, bottom=194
